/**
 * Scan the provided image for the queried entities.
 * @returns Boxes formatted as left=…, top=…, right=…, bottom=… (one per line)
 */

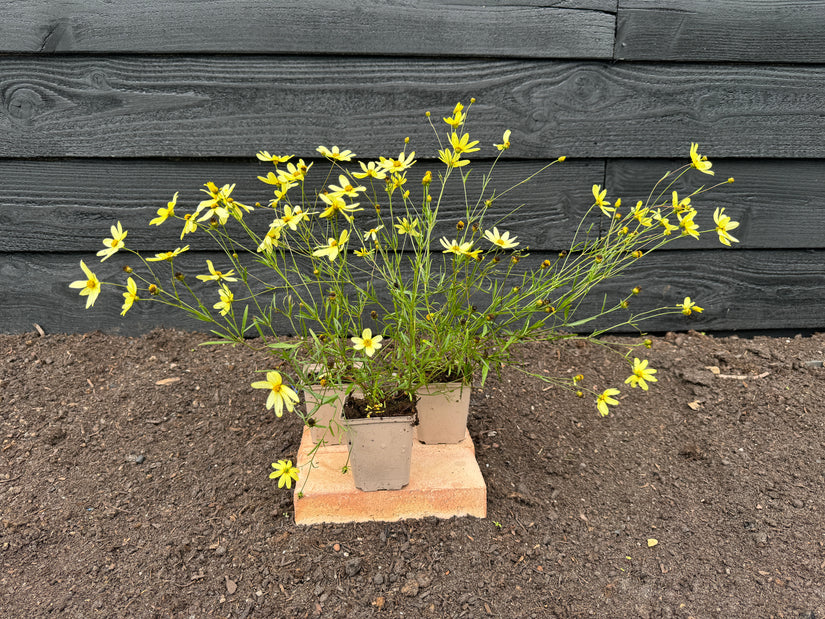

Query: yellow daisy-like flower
left=317, top=145, right=355, bottom=162
left=677, top=208, right=700, bottom=239
left=363, top=225, right=384, bottom=241
left=269, top=460, right=300, bottom=489
left=443, top=102, right=465, bottom=128
left=379, top=151, right=416, bottom=174
left=680, top=297, right=704, bottom=316
left=251, top=371, right=299, bottom=417
left=280, top=160, right=313, bottom=183
left=439, top=237, right=463, bottom=254
left=69, top=260, right=101, bottom=309
left=671, top=191, right=691, bottom=213
left=120, top=277, right=138, bottom=316
left=592, top=185, right=614, bottom=216
left=624, top=358, right=658, bottom=391
left=351, top=328, right=383, bottom=357
left=449, top=132, right=480, bottom=155
left=180, top=213, right=198, bottom=239
left=312, top=229, right=350, bottom=262
left=318, top=193, right=362, bottom=220
left=630, top=201, right=653, bottom=227
left=438, top=148, right=469, bottom=168
left=352, top=160, right=387, bottom=180
left=652, top=209, right=678, bottom=235
left=483, top=227, right=519, bottom=250
left=96, top=221, right=128, bottom=261
left=279, top=205, right=310, bottom=230
left=596, top=388, right=620, bottom=417
left=212, top=284, right=234, bottom=316
left=689, top=142, right=714, bottom=176
left=196, top=259, right=238, bottom=283
left=256, top=151, right=293, bottom=164
left=150, top=192, right=177, bottom=226
left=494, top=129, right=511, bottom=151
left=394, top=217, right=420, bottom=238
left=713, top=207, right=740, bottom=246
left=146, top=245, right=190, bottom=262
left=328, top=174, right=366, bottom=198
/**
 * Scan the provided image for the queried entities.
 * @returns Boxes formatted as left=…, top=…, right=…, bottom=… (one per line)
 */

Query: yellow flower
left=180, top=213, right=198, bottom=239
left=713, top=207, right=740, bottom=246
left=592, top=185, right=614, bottom=216
left=652, top=209, right=678, bottom=235
left=483, top=227, right=519, bottom=249
left=449, top=132, right=480, bottom=154
left=394, top=217, right=420, bottom=238
left=689, top=142, right=714, bottom=176
left=494, top=129, right=511, bottom=151
left=196, top=259, right=238, bottom=283
left=256, top=151, right=292, bottom=163
left=146, top=245, right=190, bottom=262
left=443, top=102, right=465, bottom=128
left=438, top=148, right=469, bottom=168
left=69, top=260, right=101, bottom=309
left=269, top=460, right=300, bottom=489
left=279, top=205, right=310, bottom=230
left=439, top=238, right=463, bottom=254
left=213, top=284, right=234, bottom=316
left=312, top=229, right=350, bottom=261
left=680, top=297, right=703, bottom=316
left=120, top=277, right=138, bottom=316
left=318, top=193, right=362, bottom=220
left=624, top=358, right=658, bottom=391
left=251, top=371, right=299, bottom=417
left=96, top=221, right=128, bottom=261
left=379, top=151, right=416, bottom=174
left=352, top=161, right=387, bottom=180
left=677, top=208, right=700, bottom=239
left=363, top=225, right=384, bottom=241
left=630, top=201, right=652, bottom=227
left=195, top=182, right=240, bottom=224
left=328, top=174, right=366, bottom=198
left=317, top=145, right=355, bottom=162
left=671, top=191, right=691, bottom=213
left=150, top=192, right=177, bottom=226
left=596, top=388, right=620, bottom=417
left=351, top=328, right=384, bottom=357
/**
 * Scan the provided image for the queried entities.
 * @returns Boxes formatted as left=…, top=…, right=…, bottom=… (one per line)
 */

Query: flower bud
left=632, top=250, right=643, bottom=258
left=148, top=284, right=159, bottom=295
left=123, top=265, right=133, bottom=273
left=620, top=300, right=629, bottom=309
left=456, top=220, right=465, bottom=230
left=370, top=310, right=378, bottom=319
left=422, top=171, right=432, bottom=186
left=644, top=338, right=653, bottom=349
left=174, top=272, right=185, bottom=281
left=541, top=259, right=551, bottom=269
left=632, top=286, right=641, bottom=295
left=576, top=390, right=584, bottom=398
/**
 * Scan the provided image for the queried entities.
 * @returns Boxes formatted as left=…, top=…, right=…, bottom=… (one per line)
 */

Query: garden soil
left=2, top=328, right=825, bottom=618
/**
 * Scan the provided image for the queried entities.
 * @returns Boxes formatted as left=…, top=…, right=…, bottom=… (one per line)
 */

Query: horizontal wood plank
left=616, top=1, right=825, bottom=63
left=3, top=156, right=819, bottom=252
left=3, top=1, right=615, bottom=58
left=3, top=58, right=825, bottom=158
left=0, top=158, right=602, bottom=252
left=6, top=249, right=823, bottom=335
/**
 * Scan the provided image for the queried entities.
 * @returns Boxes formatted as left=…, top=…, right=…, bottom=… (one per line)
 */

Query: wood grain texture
left=616, top=1, right=825, bottom=63
left=3, top=57, right=825, bottom=158
left=0, top=158, right=601, bottom=252
left=3, top=0, right=615, bottom=58
left=606, top=158, right=825, bottom=250
left=7, top=248, right=824, bottom=335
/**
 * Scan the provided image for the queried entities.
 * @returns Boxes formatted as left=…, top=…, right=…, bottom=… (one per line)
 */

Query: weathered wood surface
left=0, top=158, right=601, bottom=252
left=3, top=58, right=825, bottom=158
left=2, top=157, right=818, bottom=252
left=7, top=248, right=824, bottom=335
left=616, top=1, right=825, bottom=63
left=3, top=0, right=616, bottom=58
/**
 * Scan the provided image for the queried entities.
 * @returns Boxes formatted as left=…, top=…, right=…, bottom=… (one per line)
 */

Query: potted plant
left=70, top=100, right=738, bottom=495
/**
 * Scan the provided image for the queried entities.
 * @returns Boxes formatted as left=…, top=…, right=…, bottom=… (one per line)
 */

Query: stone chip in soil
left=2, top=328, right=825, bottom=617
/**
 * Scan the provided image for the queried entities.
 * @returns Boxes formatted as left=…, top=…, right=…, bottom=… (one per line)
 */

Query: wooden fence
left=2, top=1, right=824, bottom=334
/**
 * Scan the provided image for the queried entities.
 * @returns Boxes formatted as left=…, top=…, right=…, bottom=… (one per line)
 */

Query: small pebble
left=135, top=455, right=146, bottom=464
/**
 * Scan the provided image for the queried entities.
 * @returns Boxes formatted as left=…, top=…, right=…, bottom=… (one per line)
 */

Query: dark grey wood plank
left=606, top=158, right=825, bottom=250
left=3, top=0, right=615, bottom=58
left=616, top=1, right=825, bottom=63
left=0, top=158, right=601, bottom=252
left=6, top=249, right=823, bottom=335
left=3, top=57, right=824, bottom=158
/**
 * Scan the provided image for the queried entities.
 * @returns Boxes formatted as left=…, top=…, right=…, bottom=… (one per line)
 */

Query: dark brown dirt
left=2, top=328, right=825, bottom=618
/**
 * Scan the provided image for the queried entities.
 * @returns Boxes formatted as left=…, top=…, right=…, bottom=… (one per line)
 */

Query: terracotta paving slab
left=293, top=426, right=487, bottom=525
